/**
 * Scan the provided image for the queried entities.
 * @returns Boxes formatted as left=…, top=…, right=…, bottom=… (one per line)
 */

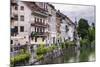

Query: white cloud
left=52, top=3, right=95, bottom=24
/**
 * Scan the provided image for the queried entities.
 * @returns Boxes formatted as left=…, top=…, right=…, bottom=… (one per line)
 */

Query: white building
left=11, top=0, right=30, bottom=56
left=10, top=0, right=77, bottom=61
left=11, top=0, right=49, bottom=57
left=56, top=11, right=75, bottom=42
left=47, top=4, right=57, bottom=45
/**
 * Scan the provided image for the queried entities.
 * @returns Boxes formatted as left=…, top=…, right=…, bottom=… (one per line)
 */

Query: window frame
left=20, top=15, right=24, bottom=21
left=20, top=6, right=24, bottom=10
left=20, top=26, right=24, bottom=32
left=11, top=40, right=13, bottom=44
left=15, top=6, right=18, bottom=10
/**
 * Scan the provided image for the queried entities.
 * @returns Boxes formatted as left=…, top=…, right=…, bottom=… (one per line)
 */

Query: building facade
left=10, top=0, right=77, bottom=62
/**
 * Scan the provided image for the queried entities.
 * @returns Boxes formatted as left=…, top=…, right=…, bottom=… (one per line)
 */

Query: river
left=38, top=46, right=95, bottom=65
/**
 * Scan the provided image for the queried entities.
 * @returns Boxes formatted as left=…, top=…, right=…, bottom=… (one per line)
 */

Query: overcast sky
left=52, top=3, right=95, bottom=25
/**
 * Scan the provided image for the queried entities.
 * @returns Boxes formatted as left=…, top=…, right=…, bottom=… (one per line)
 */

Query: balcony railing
left=31, top=22, right=49, bottom=28
left=31, top=32, right=47, bottom=37
left=11, top=15, right=18, bottom=21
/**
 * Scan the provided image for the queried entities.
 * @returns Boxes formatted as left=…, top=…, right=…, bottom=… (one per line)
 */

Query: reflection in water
left=40, top=46, right=95, bottom=64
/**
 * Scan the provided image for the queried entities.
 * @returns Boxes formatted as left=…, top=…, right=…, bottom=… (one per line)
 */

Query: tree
left=88, top=26, right=95, bottom=42
left=92, top=22, right=95, bottom=30
left=77, top=18, right=89, bottom=39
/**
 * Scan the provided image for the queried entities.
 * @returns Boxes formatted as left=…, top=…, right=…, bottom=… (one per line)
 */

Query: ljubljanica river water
left=39, top=46, right=95, bottom=64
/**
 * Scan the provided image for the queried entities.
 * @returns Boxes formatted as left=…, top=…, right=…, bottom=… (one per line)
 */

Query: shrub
left=36, top=44, right=57, bottom=61
left=50, top=45, right=57, bottom=50
left=60, top=42, right=65, bottom=49
left=80, top=39, right=90, bottom=49
left=36, top=44, right=48, bottom=55
left=11, top=52, right=30, bottom=65
left=64, top=41, right=75, bottom=48
left=36, top=55, right=44, bottom=61
left=91, top=40, right=95, bottom=45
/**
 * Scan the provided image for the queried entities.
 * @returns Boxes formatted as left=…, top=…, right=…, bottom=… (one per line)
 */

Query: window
left=40, top=28, right=42, bottom=33
left=11, top=40, right=13, bottom=44
left=14, top=26, right=18, bottom=33
left=35, top=37, right=37, bottom=42
left=35, top=27, right=36, bottom=32
left=35, top=17, right=36, bottom=22
left=20, top=6, right=24, bottom=10
left=11, top=48, right=13, bottom=52
left=53, top=37, right=55, bottom=44
left=40, top=19, right=42, bottom=23
left=43, top=28, right=45, bottom=32
left=20, top=26, right=24, bottom=32
left=46, top=5, right=48, bottom=11
left=39, top=3, right=43, bottom=8
left=14, top=15, right=18, bottom=20
left=37, top=27, right=39, bottom=33
left=37, top=18, right=39, bottom=22
left=44, top=3, right=45, bottom=9
left=15, top=6, right=18, bottom=10
left=65, top=25, right=69, bottom=32
left=43, top=20, right=45, bottom=24
left=42, top=37, right=45, bottom=42
left=38, top=28, right=40, bottom=33
left=20, top=15, right=24, bottom=21
left=68, top=37, right=71, bottom=40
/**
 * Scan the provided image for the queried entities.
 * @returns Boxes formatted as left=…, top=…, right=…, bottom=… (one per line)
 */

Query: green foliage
left=36, top=55, right=44, bottom=60
left=77, top=18, right=89, bottom=39
left=36, top=44, right=57, bottom=61
left=36, top=44, right=57, bottom=55
left=31, top=32, right=38, bottom=38
left=88, top=27, right=95, bottom=42
left=60, top=42, right=65, bottom=49
left=77, top=18, right=95, bottom=49
left=11, top=52, right=30, bottom=65
left=80, top=39, right=90, bottom=49
left=65, top=41, right=75, bottom=46
left=91, top=40, right=95, bottom=45
left=36, top=44, right=48, bottom=55
left=60, top=41, right=75, bottom=49
left=50, top=45, right=57, bottom=50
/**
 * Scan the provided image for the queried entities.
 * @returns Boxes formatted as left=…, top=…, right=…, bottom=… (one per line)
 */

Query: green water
left=41, top=47, right=95, bottom=64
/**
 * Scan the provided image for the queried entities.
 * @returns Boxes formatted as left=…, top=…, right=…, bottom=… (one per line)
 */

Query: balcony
left=31, top=22, right=49, bottom=28
left=11, top=17, right=18, bottom=21
left=31, top=32, right=47, bottom=37
left=11, top=15, right=18, bottom=21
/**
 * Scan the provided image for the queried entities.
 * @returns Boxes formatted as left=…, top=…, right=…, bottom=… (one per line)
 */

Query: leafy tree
left=92, top=22, right=95, bottom=29
left=77, top=18, right=89, bottom=39
left=88, top=26, right=95, bottom=42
